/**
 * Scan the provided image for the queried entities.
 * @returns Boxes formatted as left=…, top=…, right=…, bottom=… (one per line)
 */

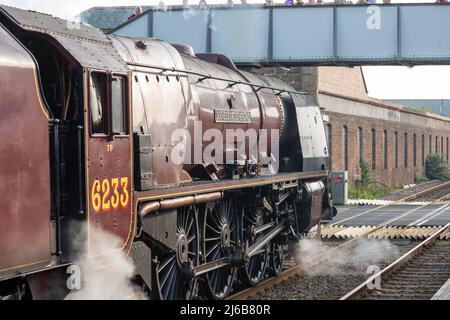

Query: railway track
left=381, top=180, right=448, bottom=202
left=341, top=223, right=450, bottom=300
left=396, top=180, right=450, bottom=202
left=329, top=182, right=450, bottom=228
left=227, top=181, right=450, bottom=300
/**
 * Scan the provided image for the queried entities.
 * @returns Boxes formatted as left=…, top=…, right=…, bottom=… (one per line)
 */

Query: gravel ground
left=380, top=180, right=444, bottom=201
left=359, top=241, right=450, bottom=300
left=412, top=184, right=450, bottom=201
left=255, top=239, right=417, bottom=300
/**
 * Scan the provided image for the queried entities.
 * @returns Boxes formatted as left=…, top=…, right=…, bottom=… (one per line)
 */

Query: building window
left=436, top=136, right=438, bottom=154
left=383, top=130, right=388, bottom=169
left=404, top=133, right=408, bottom=167
left=441, top=136, right=444, bottom=157
left=413, top=133, right=417, bottom=167
left=394, top=131, right=398, bottom=168
left=357, top=127, right=363, bottom=164
left=371, top=128, right=376, bottom=170
left=429, top=134, right=432, bottom=154
left=342, top=125, right=348, bottom=171
left=327, top=124, right=332, bottom=168
left=421, top=134, right=425, bottom=166
left=447, top=137, right=449, bottom=163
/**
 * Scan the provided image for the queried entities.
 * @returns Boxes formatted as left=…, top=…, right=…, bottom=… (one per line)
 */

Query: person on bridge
left=127, top=6, right=143, bottom=20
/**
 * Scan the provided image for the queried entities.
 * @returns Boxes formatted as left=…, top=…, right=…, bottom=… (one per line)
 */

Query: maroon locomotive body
left=0, top=6, right=334, bottom=300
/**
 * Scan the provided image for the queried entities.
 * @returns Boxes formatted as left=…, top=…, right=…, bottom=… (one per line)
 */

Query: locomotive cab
left=84, top=70, right=134, bottom=256
left=0, top=6, right=136, bottom=274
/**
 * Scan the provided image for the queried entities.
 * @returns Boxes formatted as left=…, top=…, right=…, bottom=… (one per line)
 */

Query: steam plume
left=64, top=223, right=147, bottom=300
left=294, top=237, right=400, bottom=276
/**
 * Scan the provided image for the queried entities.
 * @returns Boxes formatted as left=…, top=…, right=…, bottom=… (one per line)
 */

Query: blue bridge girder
left=112, top=3, right=450, bottom=66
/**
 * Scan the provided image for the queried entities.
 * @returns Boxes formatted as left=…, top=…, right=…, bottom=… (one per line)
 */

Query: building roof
left=389, top=99, right=450, bottom=117
left=317, top=66, right=450, bottom=123
left=79, top=6, right=151, bottom=31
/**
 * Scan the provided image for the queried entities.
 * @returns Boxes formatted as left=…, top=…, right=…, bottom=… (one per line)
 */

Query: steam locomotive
left=0, top=5, right=335, bottom=300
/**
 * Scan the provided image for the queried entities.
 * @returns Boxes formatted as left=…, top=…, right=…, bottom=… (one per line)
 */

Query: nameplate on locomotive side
left=214, top=109, right=251, bottom=124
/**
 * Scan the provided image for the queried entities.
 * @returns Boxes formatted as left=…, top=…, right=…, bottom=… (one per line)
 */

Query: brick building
left=253, top=66, right=450, bottom=187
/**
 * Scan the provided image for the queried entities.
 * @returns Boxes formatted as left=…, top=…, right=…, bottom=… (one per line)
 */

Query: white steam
left=294, top=238, right=400, bottom=276
left=64, top=224, right=147, bottom=300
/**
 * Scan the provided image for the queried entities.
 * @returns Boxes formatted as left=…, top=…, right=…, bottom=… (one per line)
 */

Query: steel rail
left=322, top=198, right=448, bottom=240
left=227, top=198, right=447, bottom=300
left=399, top=180, right=450, bottom=202
left=340, top=222, right=450, bottom=300
left=326, top=180, right=450, bottom=228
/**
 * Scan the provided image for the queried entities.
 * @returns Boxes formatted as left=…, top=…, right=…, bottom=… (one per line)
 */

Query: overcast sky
left=1, top=0, right=449, bottom=100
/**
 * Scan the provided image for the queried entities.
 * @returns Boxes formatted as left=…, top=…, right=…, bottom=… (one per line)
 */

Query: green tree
left=420, top=106, right=433, bottom=113
left=359, top=158, right=373, bottom=185
left=414, top=169, right=428, bottom=183
left=425, top=154, right=450, bottom=180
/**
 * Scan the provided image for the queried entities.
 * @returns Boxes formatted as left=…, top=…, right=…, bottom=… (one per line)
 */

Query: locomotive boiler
left=0, top=5, right=335, bottom=300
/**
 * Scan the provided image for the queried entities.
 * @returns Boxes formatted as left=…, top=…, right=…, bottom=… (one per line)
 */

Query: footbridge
left=112, top=3, right=450, bottom=66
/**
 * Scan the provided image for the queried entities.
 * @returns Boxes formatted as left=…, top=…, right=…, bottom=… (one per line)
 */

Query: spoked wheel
left=155, top=205, right=199, bottom=300
left=203, top=199, right=238, bottom=300
left=269, top=240, right=284, bottom=276
left=242, top=207, right=270, bottom=286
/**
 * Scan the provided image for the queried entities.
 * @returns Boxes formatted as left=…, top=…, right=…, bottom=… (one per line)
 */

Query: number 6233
left=91, top=177, right=129, bottom=213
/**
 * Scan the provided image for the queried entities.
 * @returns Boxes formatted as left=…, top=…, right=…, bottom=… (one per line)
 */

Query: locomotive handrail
left=126, top=61, right=308, bottom=96
left=50, top=119, right=62, bottom=257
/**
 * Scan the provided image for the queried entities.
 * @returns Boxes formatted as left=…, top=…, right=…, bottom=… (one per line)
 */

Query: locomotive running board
left=135, top=170, right=327, bottom=204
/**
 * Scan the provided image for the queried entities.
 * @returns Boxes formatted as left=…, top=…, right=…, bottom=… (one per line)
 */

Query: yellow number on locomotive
left=120, top=177, right=129, bottom=208
left=111, top=178, right=120, bottom=209
left=91, top=179, right=101, bottom=212
left=101, top=179, right=111, bottom=212
left=91, top=177, right=129, bottom=213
